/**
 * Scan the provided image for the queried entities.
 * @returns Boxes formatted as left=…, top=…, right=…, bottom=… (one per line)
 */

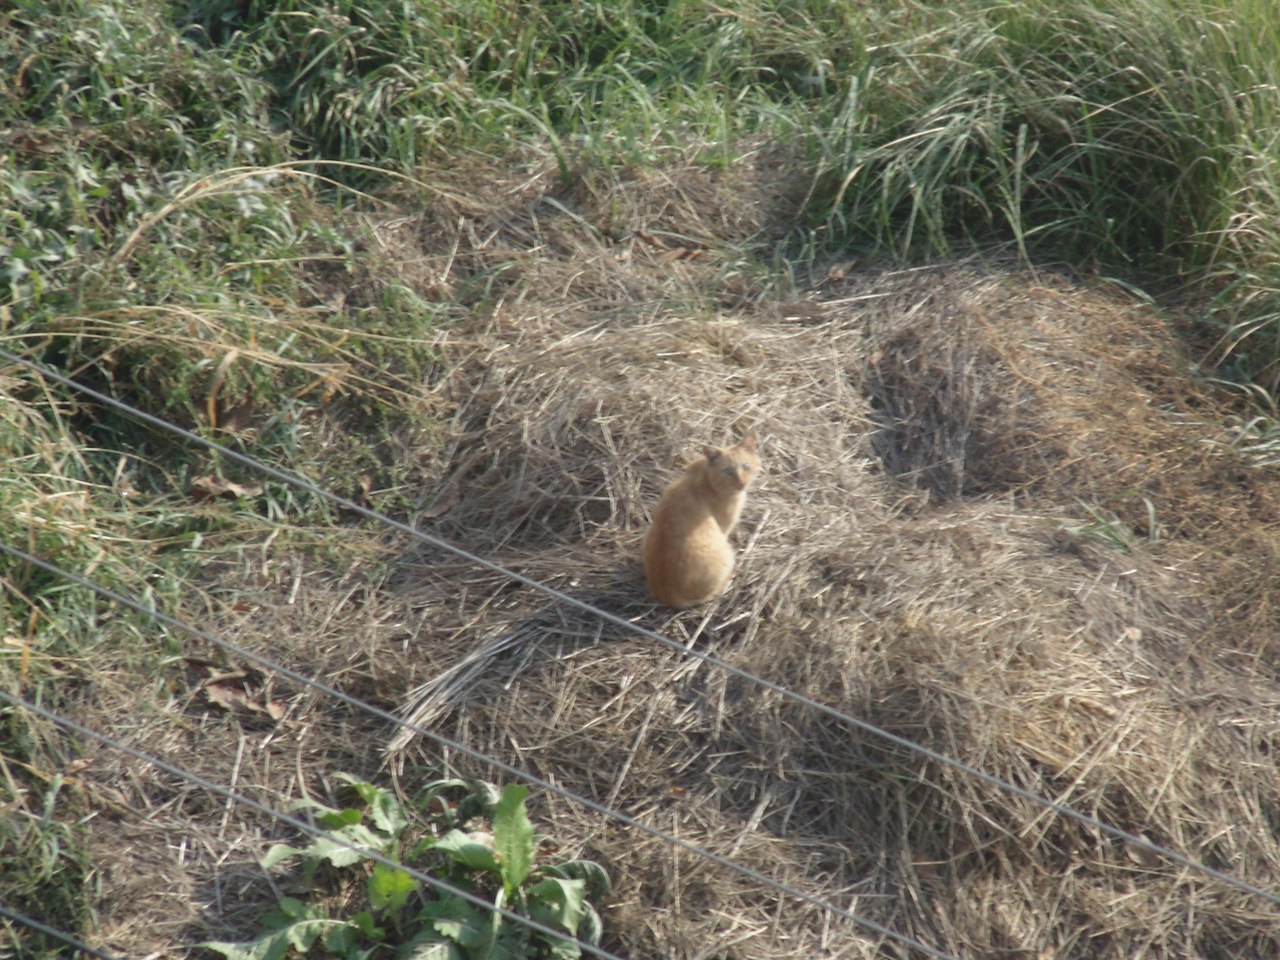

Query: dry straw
left=374, top=157, right=1280, bottom=957
left=17, top=154, right=1280, bottom=958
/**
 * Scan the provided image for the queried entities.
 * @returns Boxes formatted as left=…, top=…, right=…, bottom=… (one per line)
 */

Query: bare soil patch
left=74, top=153, right=1280, bottom=959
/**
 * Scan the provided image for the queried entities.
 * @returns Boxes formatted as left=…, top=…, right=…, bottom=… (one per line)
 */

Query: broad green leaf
left=456, top=780, right=502, bottom=822
left=280, top=917, right=333, bottom=953
left=323, top=922, right=363, bottom=954
left=315, top=806, right=364, bottom=832
left=528, top=900, right=583, bottom=960
left=474, top=886, right=503, bottom=959
left=489, top=921, right=531, bottom=960
left=418, top=895, right=487, bottom=947
left=542, top=932, right=583, bottom=960
left=369, top=861, right=419, bottom=912
left=416, top=778, right=470, bottom=827
left=543, top=859, right=610, bottom=900
left=285, top=796, right=372, bottom=836
left=577, top=903, right=604, bottom=946
left=351, top=910, right=385, bottom=940
left=334, top=772, right=407, bottom=836
left=262, top=819, right=388, bottom=871
left=436, top=828, right=501, bottom=873
left=397, top=936, right=462, bottom=960
left=205, top=912, right=333, bottom=960
left=528, top=877, right=586, bottom=934
left=303, top=827, right=388, bottom=868
left=264, top=898, right=324, bottom=927
left=369, top=787, right=408, bottom=837
left=200, top=935, right=290, bottom=960
left=491, top=784, right=533, bottom=897
left=406, top=835, right=439, bottom=861
left=261, top=843, right=311, bottom=870
left=286, top=796, right=344, bottom=819
left=323, top=771, right=372, bottom=800
left=417, top=778, right=470, bottom=804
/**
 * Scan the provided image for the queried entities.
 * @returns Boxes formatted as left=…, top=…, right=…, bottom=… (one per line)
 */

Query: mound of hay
left=46, top=147, right=1280, bottom=960
left=385, top=201, right=1280, bottom=958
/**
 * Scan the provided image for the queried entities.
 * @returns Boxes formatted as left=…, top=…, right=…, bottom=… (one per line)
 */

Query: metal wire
left=0, top=541, right=958, bottom=960
left=0, top=903, right=122, bottom=960
left=0, top=689, right=631, bottom=960
left=4, top=345, right=1278, bottom=920
left=6, top=347, right=1280, bottom=907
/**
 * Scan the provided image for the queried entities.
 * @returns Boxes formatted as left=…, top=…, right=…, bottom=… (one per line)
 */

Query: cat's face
left=704, top=434, right=760, bottom=491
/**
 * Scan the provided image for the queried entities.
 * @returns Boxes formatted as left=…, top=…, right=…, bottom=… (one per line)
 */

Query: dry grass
left=67, top=152, right=1280, bottom=959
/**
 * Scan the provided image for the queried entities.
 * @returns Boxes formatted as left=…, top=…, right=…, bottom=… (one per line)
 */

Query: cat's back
left=648, top=460, right=717, bottom=532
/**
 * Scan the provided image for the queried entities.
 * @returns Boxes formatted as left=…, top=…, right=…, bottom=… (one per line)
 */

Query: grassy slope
left=2, top=0, right=1279, bottom=953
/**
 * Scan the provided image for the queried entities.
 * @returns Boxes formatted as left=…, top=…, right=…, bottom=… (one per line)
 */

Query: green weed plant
left=202, top=774, right=609, bottom=960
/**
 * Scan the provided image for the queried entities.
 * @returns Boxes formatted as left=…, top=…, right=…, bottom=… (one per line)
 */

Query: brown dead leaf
left=203, top=680, right=257, bottom=714
left=203, top=678, right=284, bottom=722
left=206, top=349, right=240, bottom=429
left=633, top=229, right=666, bottom=248
left=826, top=258, right=859, bottom=281
left=189, top=475, right=264, bottom=501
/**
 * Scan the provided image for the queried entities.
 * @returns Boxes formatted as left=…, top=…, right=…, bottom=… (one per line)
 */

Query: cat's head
left=703, top=433, right=760, bottom=491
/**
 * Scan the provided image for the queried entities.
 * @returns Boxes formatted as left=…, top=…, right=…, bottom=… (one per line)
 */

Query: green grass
left=3, top=0, right=1280, bottom=951
left=804, top=0, right=1280, bottom=381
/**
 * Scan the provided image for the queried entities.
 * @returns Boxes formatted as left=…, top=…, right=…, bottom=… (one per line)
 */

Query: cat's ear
left=740, top=433, right=758, bottom=452
left=702, top=445, right=720, bottom=462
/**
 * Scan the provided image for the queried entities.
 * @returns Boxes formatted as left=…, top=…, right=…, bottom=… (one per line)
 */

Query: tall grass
left=1, top=2, right=438, bottom=943
left=804, top=0, right=1280, bottom=380
left=176, top=0, right=1280, bottom=381
left=10, top=1, right=1280, bottom=339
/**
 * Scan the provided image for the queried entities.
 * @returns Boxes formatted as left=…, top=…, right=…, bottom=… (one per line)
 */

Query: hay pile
left=73, top=156, right=1280, bottom=958
left=373, top=159, right=1280, bottom=958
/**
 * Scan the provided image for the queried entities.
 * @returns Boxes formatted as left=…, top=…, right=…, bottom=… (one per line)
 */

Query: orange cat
left=643, top=434, right=761, bottom=609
